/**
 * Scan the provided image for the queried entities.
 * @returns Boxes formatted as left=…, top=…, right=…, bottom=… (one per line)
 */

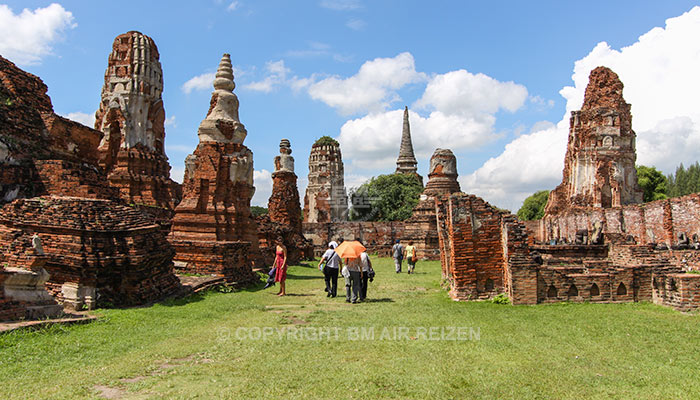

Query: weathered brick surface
left=0, top=197, right=181, bottom=307
left=534, top=194, right=700, bottom=248
left=303, top=221, right=406, bottom=258
left=436, top=193, right=528, bottom=302
left=303, top=141, right=348, bottom=223
left=653, top=273, right=700, bottom=312
left=545, top=67, right=643, bottom=215
left=257, top=215, right=313, bottom=266
left=169, top=54, right=260, bottom=280
left=95, top=31, right=181, bottom=210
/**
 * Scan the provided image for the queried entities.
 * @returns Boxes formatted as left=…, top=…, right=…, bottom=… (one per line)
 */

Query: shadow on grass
left=363, top=298, right=394, bottom=303
left=160, top=292, right=206, bottom=307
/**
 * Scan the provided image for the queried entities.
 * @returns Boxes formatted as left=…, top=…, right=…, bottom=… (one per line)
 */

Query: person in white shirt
left=318, top=242, right=342, bottom=297
left=360, top=250, right=372, bottom=301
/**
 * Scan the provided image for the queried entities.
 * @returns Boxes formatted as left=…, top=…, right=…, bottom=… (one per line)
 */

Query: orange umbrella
left=334, top=240, right=366, bottom=259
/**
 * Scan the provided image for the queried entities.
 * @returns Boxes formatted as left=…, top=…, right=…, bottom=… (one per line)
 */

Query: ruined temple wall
left=303, top=221, right=406, bottom=257
left=536, top=193, right=700, bottom=246
left=435, top=193, right=513, bottom=301
left=652, top=273, right=700, bottom=312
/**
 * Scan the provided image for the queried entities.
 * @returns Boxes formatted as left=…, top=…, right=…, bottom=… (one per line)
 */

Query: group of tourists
left=264, top=238, right=418, bottom=301
left=391, top=239, right=417, bottom=274
left=318, top=239, right=374, bottom=304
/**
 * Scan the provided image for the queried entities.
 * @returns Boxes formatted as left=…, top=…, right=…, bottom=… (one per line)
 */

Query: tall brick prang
left=303, top=136, right=348, bottom=223
left=95, top=31, right=181, bottom=210
left=269, top=139, right=302, bottom=232
left=169, top=54, right=260, bottom=282
left=545, top=66, right=643, bottom=215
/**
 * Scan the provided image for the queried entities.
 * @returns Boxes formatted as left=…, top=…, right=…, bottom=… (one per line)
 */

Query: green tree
left=251, top=206, right=268, bottom=217
left=349, top=174, right=423, bottom=221
left=517, top=190, right=550, bottom=221
left=636, top=165, right=667, bottom=202
left=665, top=161, right=700, bottom=198
left=314, top=135, right=339, bottom=146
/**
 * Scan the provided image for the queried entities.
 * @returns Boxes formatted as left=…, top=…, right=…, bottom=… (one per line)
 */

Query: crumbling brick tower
left=303, top=137, right=348, bottom=223
left=169, top=54, right=260, bottom=282
left=403, top=148, right=461, bottom=259
left=95, top=31, right=181, bottom=211
left=257, top=139, right=313, bottom=265
left=545, top=66, right=643, bottom=216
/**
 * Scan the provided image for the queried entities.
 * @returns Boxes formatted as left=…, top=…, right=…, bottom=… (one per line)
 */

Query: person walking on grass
left=392, top=239, right=404, bottom=273
left=404, top=241, right=417, bottom=274
left=273, top=242, right=288, bottom=296
left=360, top=246, right=373, bottom=301
left=319, top=241, right=341, bottom=297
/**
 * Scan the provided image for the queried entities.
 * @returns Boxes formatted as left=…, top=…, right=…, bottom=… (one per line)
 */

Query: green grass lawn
left=1, top=257, right=700, bottom=399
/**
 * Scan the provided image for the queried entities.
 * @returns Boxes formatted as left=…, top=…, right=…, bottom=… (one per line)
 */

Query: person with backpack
left=318, top=241, right=342, bottom=297
left=404, top=241, right=417, bottom=274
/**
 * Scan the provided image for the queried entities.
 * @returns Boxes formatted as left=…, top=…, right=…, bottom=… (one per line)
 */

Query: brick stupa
left=169, top=54, right=260, bottom=282
left=404, top=148, right=461, bottom=259
left=545, top=66, right=643, bottom=215
left=257, top=139, right=313, bottom=265
left=95, top=31, right=181, bottom=212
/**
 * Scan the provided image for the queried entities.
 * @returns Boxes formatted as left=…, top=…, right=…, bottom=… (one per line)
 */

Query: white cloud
left=244, top=60, right=290, bottom=93
left=227, top=1, right=240, bottom=11
left=319, top=0, right=362, bottom=11
left=346, top=18, right=366, bottom=30
left=335, top=66, right=527, bottom=171
left=415, top=69, right=528, bottom=118
left=252, top=169, right=273, bottom=207
left=181, top=72, right=216, bottom=94
left=170, top=166, right=184, bottom=184
left=165, top=115, right=177, bottom=128
left=306, top=52, right=427, bottom=115
left=63, top=111, right=95, bottom=128
left=465, top=6, right=700, bottom=211
left=0, top=3, right=76, bottom=66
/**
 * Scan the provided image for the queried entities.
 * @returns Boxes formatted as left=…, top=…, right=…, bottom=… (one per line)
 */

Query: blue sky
left=2, top=1, right=700, bottom=211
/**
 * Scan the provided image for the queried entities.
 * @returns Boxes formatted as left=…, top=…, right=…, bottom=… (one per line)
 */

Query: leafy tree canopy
left=349, top=174, right=423, bottom=222
left=517, top=190, right=550, bottom=220
left=314, top=135, right=339, bottom=147
left=636, top=165, right=668, bottom=202
left=251, top=206, right=269, bottom=217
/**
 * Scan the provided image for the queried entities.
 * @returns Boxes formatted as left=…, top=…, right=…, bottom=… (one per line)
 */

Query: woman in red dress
left=274, top=242, right=288, bottom=296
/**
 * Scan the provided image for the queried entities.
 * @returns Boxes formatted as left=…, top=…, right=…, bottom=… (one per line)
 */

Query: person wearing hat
left=318, top=241, right=342, bottom=297
left=392, top=239, right=404, bottom=273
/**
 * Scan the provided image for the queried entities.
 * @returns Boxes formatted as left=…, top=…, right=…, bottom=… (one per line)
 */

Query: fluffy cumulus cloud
left=0, top=3, right=76, bottom=66
left=464, top=6, right=700, bottom=211
left=181, top=72, right=216, bottom=94
left=251, top=169, right=273, bottom=207
left=304, top=52, right=427, bottom=115
left=335, top=67, right=528, bottom=172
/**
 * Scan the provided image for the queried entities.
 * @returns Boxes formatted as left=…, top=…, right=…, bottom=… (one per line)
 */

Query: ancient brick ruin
left=303, top=148, right=458, bottom=259
left=303, top=137, right=348, bottom=223
left=169, top=54, right=260, bottom=282
left=95, top=31, right=181, bottom=214
left=435, top=66, right=700, bottom=312
left=0, top=197, right=180, bottom=310
left=545, top=66, right=643, bottom=215
left=403, top=148, right=461, bottom=260
left=258, top=139, right=313, bottom=265
left=0, top=55, right=181, bottom=319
